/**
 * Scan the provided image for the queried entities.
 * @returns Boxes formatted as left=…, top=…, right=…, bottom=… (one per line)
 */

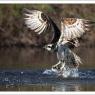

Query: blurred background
left=0, top=4, right=94, bottom=69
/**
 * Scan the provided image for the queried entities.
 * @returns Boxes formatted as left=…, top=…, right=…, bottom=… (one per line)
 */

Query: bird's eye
left=48, top=46, right=51, bottom=48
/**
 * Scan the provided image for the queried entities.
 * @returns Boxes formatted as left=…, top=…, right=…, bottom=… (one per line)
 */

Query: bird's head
left=44, top=44, right=54, bottom=51
left=44, top=43, right=58, bottom=52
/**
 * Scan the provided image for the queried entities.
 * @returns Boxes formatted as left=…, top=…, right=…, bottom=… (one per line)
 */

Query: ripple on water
left=0, top=69, right=95, bottom=86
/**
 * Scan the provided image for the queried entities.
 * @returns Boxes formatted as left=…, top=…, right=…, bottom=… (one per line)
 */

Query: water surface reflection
left=0, top=47, right=94, bottom=91
left=0, top=47, right=95, bottom=69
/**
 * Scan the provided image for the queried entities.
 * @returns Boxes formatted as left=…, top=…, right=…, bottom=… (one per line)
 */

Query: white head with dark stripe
left=44, top=43, right=58, bottom=52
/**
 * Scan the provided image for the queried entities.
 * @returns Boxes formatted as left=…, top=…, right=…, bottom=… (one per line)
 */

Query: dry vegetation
left=0, top=4, right=95, bottom=47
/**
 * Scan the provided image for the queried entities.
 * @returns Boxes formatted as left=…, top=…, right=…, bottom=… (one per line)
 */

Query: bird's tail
left=72, top=51, right=82, bottom=67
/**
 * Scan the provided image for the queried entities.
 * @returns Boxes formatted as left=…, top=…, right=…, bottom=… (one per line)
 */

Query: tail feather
left=73, top=52, right=82, bottom=65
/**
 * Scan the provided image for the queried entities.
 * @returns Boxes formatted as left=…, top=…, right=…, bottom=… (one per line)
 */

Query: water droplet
left=21, top=72, right=24, bottom=74
left=5, top=78, right=9, bottom=81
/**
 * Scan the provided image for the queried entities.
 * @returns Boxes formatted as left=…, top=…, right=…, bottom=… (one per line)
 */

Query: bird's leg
left=52, top=61, right=61, bottom=70
left=60, top=61, right=66, bottom=71
left=52, top=60, right=66, bottom=71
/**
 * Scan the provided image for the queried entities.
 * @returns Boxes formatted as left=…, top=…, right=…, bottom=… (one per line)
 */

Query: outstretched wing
left=23, top=8, right=60, bottom=44
left=24, top=9, right=50, bottom=34
left=61, top=18, right=95, bottom=41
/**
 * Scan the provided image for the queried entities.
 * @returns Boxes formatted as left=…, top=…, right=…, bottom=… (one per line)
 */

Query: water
left=0, top=47, right=95, bottom=91
left=0, top=69, right=95, bottom=91
left=43, top=67, right=79, bottom=78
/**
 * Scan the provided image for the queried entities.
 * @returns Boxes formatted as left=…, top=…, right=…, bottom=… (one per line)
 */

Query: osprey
left=23, top=8, right=95, bottom=72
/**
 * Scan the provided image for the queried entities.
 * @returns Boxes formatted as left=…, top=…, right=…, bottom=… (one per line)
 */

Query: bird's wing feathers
left=23, top=9, right=60, bottom=44
left=24, top=9, right=94, bottom=47
left=61, top=18, right=95, bottom=41
left=24, top=9, right=51, bottom=35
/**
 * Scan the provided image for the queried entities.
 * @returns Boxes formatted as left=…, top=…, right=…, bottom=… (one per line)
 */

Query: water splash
left=43, top=65, right=79, bottom=78
left=0, top=69, right=95, bottom=86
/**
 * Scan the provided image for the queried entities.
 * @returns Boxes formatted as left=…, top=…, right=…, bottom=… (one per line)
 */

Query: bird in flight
left=23, top=8, right=95, bottom=75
